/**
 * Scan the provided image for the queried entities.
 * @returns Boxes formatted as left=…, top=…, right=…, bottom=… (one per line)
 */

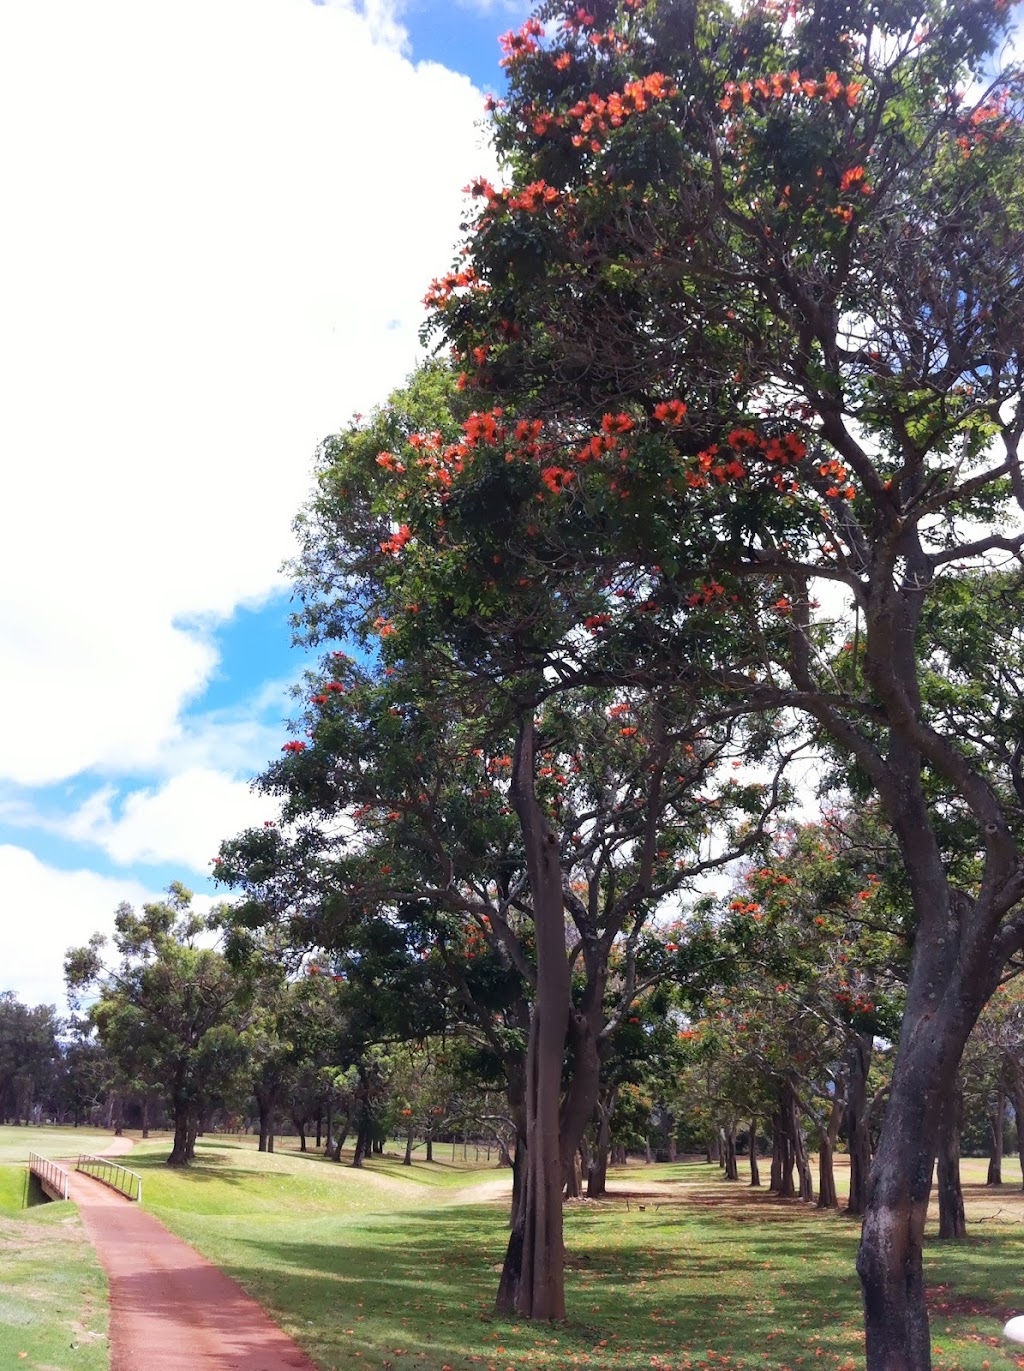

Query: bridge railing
left=28, top=1152, right=70, bottom=1200
left=76, top=1154, right=143, bottom=1203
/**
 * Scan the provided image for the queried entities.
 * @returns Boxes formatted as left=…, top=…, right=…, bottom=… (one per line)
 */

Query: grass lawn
left=0, top=1187, right=108, bottom=1371
left=0, top=1126, right=119, bottom=1371
left=0, top=1124, right=121, bottom=1167
left=125, top=1137, right=1024, bottom=1371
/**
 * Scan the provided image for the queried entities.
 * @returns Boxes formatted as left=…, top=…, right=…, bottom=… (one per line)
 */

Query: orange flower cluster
left=720, top=69, right=863, bottom=112
left=687, top=580, right=726, bottom=607
left=423, top=266, right=484, bottom=309
left=817, top=455, right=855, bottom=500
left=380, top=524, right=412, bottom=556
left=839, top=165, right=871, bottom=194
left=498, top=17, right=544, bottom=67
left=566, top=73, right=676, bottom=149
left=584, top=612, right=612, bottom=633
left=508, top=179, right=561, bottom=213
left=540, top=465, right=573, bottom=492
left=686, top=429, right=806, bottom=489
left=372, top=617, right=397, bottom=638
left=376, top=451, right=405, bottom=473
left=654, top=399, right=688, bottom=426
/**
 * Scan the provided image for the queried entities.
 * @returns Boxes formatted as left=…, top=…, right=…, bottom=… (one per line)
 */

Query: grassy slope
left=0, top=1127, right=119, bottom=1371
left=132, top=1139, right=1024, bottom=1371
left=0, top=1125, right=120, bottom=1167
left=0, top=1192, right=108, bottom=1371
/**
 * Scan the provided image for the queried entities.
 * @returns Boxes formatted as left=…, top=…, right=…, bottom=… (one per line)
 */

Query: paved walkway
left=64, top=1139, right=319, bottom=1371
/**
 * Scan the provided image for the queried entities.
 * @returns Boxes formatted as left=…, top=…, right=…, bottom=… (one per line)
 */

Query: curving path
left=64, top=1138, right=319, bottom=1371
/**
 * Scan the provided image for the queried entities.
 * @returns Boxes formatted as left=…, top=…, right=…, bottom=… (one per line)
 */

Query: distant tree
left=0, top=993, right=60, bottom=1125
left=65, top=884, right=251, bottom=1165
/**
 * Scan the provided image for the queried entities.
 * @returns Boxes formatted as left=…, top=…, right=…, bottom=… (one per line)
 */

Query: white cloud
left=61, top=768, right=277, bottom=871
left=0, top=0, right=496, bottom=787
left=0, top=846, right=157, bottom=1008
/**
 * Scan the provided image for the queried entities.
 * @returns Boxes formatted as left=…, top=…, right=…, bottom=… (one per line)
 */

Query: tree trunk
left=167, top=1101, right=197, bottom=1166
left=769, top=1111, right=784, bottom=1193
left=818, top=1134, right=838, bottom=1209
left=564, top=1149, right=583, bottom=1198
left=845, top=1031, right=873, bottom=1217
left=1014, top=1082, right=1024, bottom=1190
left=987, top=1089, right=1004, bottom=1185
left=818, top=1087, right=845, bottom=1210
left=723, top=1121, right=739, bottom=1181
left=587, top=1088, right=616, bottom=1199
left=856, top=961, right=989, bottom=1369
left=749, top=1118, right=761, bottom=1187
left=936, top=1081, right=966, bottom=1240
left=495, top=718, right=570, bottom=1321
left=404, top=1125, right=414, bottom=1165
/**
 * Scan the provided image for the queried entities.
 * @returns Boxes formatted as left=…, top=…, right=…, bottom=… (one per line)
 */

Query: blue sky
left=0, top=0, right=528, bottom=1008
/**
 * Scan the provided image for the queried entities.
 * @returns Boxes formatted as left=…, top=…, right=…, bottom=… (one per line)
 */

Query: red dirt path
left=64, top=1139, right=319, bottom=1371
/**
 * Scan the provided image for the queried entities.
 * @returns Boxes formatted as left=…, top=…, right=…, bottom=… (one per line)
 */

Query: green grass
left=0, top=1196, right=108, bottom=1371
left=0, top=1124, right=121, bottom=1166
left=0, top=1129, right=114, bottom=1370
left=129, top=1140, right=1024, bottom=1371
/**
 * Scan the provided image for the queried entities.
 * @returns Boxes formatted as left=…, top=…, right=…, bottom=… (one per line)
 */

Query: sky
left=0, top=0, right=532, bottom=1009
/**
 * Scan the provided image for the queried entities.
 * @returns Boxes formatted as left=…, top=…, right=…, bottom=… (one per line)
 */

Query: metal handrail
left=76, top=1154, right=143, bottom=1203
left=28, top=1151, right=70, bottom=1200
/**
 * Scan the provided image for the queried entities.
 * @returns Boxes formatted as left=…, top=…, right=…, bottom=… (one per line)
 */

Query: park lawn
left=0, top=1124, right=119, bottom=1166
left=0, top=1190, right=108, bottom=1371
left=134, top=1141, right=1024, bottom=1371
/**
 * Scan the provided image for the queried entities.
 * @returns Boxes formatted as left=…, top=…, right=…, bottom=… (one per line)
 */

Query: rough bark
left=495, top=718, right=569, bottom=1321
left=986, top=1089, right=1005, bottom=1186
left=845, top=1031, right=874, bottom=1217
left=749, top=1118, right=761, bottom=1187
left=723, top=1121, right=739, bottom=1181
left=587, top=1087, right=616, bottom=1198
left=936, top=1081, right=966, bottom=1240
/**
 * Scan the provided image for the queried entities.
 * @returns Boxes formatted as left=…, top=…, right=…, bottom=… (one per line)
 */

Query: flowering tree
left=396, top=1, right=1024, bottom=1362
left=219, top=627, right=793, bottom=1315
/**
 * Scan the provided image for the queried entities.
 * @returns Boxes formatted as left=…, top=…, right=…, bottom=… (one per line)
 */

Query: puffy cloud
left=0, top=0, right=496, bottom=787
left=0, top=846, right=157, bottom=1007
left=61, top=768, right=277, bottom=871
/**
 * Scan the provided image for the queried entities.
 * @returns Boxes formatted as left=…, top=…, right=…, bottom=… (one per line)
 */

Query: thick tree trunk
left=987, top=1089, right=1004, bottom=1185
left=769, top=1111, right=784, bottom=1193
left=818, top=1135, right=838, bottom=1209
left=936, top=1082, right=966, bottom=1240
left=1014, top=1084, right=1024, bottom=1190
left=587, top=1089, right=616, bottom=1198
left=723, top=1121, right=739, bottom=1181
left=167, top=1100, right=197, bottom=1166
left=818, top=1089, right=845, bottom=1210
left=749, top=1118, right=761, bottom=1187
left=495, top=718, right=570, bottom=1321
left=857, top=965, right=988, bottom=1368
left=564, top=1150, right=583, bottom=1198
left=404, top=1126, right=414, bottom=1165
left=845, top=1031, right=873, bottom=1217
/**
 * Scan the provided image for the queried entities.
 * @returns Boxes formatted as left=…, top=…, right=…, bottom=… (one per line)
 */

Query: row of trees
left=210, top=0, right=1024, bottom=1364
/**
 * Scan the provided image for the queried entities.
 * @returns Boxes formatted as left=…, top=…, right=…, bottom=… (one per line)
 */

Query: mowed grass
left=0, top=1185, right=108, bottom=1371
left=0, top=1124, right=119, bottom=1166
left=126, top=1137, right=1024, bottom=1371
left=0, top=1127, right=118, bottom=1370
